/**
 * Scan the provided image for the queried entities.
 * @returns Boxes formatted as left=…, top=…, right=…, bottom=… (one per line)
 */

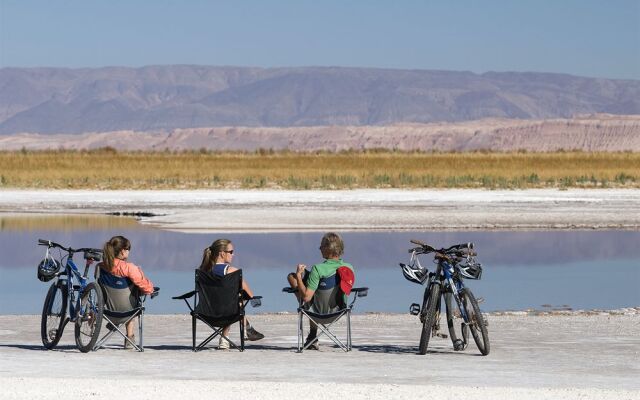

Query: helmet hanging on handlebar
left=457, top=258, right=483, bottom=280
left=400, top=263, right=429, bottom=284
left=37, top=258, right=61, bottom=282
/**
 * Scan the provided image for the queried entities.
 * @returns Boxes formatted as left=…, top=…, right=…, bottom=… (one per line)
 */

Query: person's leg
left=126, top=319, right=134, bottom=337
left=288, top=270, right=318, bottom=348
left=244, top=317, right=264, bottom=341
left=124, top=319, right=135, bottom=349
left=219, top=325, right=231, bottom=349
left=287, top=272, right=304, bottom=303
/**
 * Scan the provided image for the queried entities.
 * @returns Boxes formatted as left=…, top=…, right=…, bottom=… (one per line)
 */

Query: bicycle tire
left=41, top=281, right=68, bottom=349
left=418, top=283, right=441, bottom=355
left=74, top=282, right=104, bottom=353
left=444, top=291, right=468, bottom=351
left=461, top=288, right=490, bottom=356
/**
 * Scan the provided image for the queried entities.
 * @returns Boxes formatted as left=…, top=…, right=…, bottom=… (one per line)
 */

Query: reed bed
left=0, top=214, right=141, bottom=231
left=1, top=149, right=638, bottom=189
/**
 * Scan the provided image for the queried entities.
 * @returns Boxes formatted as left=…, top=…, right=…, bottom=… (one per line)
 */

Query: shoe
left=218, top=337, right=230, bottom=350
left=124, top=335, right=135, bottom=350
left=245, top=326, right=264, bottom=341
left=304, top=333, right=319, bottom=350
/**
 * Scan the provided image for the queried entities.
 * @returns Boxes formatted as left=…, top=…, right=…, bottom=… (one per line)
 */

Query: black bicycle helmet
left=37, top=258, right=61, bottom=282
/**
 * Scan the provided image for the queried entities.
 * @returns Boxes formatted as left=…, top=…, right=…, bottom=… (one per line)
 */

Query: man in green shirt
left=286, top=232, right=355, bottom=350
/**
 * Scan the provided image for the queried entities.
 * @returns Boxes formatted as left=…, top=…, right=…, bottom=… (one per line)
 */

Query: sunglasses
left=224, top=250, right=234, bottom=254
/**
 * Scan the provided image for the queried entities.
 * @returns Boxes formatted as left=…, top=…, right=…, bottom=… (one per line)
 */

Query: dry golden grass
left=1, top=149, right=638, bottom=189
left=0, top=214, right=140, bottom=231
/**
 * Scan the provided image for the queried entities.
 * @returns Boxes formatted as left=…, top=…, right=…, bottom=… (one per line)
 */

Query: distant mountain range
left=1, top=65, right=639, bottom=135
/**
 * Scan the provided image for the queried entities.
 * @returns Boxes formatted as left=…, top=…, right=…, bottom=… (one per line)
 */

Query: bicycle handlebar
left=38, top=239, right=103, bottom=255
left=409, top=240, right=477, bottom=257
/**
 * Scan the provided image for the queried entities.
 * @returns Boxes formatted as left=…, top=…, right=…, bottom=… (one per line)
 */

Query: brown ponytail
left=102, top=235, right=131, bottom=272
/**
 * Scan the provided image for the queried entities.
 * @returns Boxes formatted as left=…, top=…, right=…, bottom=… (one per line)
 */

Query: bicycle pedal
left=436, top=332, right=448, bottom=339
left=409, top=303, right=421, bottom=316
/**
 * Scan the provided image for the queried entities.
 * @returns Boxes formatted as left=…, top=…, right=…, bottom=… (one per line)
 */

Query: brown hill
left=1, top=114, right=638, bottom=152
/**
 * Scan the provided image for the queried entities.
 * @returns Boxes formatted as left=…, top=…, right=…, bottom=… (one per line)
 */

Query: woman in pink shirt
left=100, top=235, right=155, bottom=348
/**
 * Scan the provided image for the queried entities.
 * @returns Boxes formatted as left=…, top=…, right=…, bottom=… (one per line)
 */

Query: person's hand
left=296, top=264, right=306, bottom=276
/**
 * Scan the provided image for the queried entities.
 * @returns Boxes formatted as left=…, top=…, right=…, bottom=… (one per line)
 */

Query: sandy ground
left=1, top=188, right=640, bottom=231
left=0, top=313, right=639, bottom=399
left=1, top=188, right=639, bottom=399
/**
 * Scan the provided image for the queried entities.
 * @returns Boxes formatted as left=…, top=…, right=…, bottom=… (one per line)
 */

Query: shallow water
left=0, top=215, right=638, bottom=314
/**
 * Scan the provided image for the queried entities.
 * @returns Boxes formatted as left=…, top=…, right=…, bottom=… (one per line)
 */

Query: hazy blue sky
left=1, top=1, right=638, bottom=79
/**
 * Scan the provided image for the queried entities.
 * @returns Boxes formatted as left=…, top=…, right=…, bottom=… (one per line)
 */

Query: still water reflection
left=0, top=215, right=638, bottom=314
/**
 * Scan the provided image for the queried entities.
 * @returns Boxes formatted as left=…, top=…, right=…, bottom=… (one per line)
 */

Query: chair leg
left=139, top=312, right=144, bottom=352
left=297, top=309, right=304, bottom=353
left=240, top=322, right=245, bottom=351
left=192, top=315, right=197, bottom=352
left=347, top=310, right=352, bottom=351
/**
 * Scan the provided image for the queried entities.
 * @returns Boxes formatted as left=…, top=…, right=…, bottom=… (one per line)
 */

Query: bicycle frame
left=437, top=259, right=469, bottom=322
left=44, top=245, right=95, bottom=322
left=411, top=249, right=469, bottom=324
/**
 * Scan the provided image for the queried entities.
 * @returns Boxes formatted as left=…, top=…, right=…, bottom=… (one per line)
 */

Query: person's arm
left=227, top=265, right=254, bottom=298
left=123, top=262, right=154, bottom=294
left=296, top=264, right=315, bottom=303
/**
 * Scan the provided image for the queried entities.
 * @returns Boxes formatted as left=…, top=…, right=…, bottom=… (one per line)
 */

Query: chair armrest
left=172, top=290, right=196, bottom=300
left=249, top=296, right=262, bottom=308
left=352, top=287, right=369, bottom=297
left=282, top=287, right=297, bottom=294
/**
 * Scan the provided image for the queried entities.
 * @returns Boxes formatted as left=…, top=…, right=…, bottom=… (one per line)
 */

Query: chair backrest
left=194, top=269, right=243, bottom=319
left=97, top=267, right=141, bottom=312
left=312, top=273, right=346, bottom=314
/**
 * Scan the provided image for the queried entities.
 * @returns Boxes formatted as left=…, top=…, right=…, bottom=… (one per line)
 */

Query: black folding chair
left=283, top=271, right=368, bottom=352
left=94, top=268, right=159, bottom=352
left=173, top=269, right=262, bottom=352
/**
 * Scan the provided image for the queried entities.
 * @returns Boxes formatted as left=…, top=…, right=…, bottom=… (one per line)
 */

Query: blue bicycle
left=399, top=239, right=489, bottom=355
left=38, top=239, right=104, bottom=352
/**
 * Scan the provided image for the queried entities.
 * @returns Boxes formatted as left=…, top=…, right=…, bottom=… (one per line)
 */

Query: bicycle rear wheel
left=418, top=283, right=441, bottom=355
left=444, top=291, right=468, bottom=351
left=41, top=281, right=68, bottom=349
left=74, top=282, right=104, bottom=353
left=461, top=288, right=490, bottom=355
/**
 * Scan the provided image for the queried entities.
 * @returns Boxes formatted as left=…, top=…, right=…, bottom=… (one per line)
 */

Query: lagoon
left=0, top=215, right=638, bottom=314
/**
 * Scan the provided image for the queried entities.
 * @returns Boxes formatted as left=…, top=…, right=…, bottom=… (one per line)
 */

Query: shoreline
left=1, top=188, right=640, bottom=232
left=2, top=307, right=639, bottom=317
left=1, top=313, right=638, bottom=399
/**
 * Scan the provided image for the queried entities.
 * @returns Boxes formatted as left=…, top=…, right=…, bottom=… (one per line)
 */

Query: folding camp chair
left=94, top=268, right=159, bottom=352
left=173, top=269, right=262, bottom=352
left=283, top=269, right=368, bottom=352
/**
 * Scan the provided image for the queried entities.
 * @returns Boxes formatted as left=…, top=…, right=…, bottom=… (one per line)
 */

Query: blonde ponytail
left=200, top=239, right=231, bottom=273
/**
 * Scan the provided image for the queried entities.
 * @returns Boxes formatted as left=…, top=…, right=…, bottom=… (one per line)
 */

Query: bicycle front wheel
left=444, top=291, right=468, bottom=351
left=41, top=281, right=68, bottom=349
left=461, top=288, right=490, bottom=356
left=74, top=282, right=104, bottom=353
left=418, top=283, right=441, bottom=355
